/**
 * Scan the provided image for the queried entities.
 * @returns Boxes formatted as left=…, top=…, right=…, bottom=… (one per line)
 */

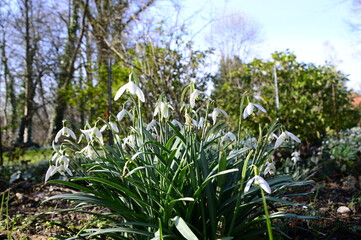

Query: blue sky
left=178, top=0, right=361, bottom=91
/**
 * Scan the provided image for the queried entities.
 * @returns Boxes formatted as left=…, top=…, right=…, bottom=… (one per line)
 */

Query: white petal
left=127, top=81, right=137, bottom=95
left=227, top=132, right=236, bottom=141
left=285, top=130, right=301, bottom=143
left=54, top=128, right=64, bottom=143
left=212, top=109, right=219, bottom=124
left=66, top=127, right=77, bottom=140
left=135, top=86, right=145, bottom=102
left=253, top=103, right=267, bottom=113
left=171, top=120, right=183, bottom=129
left=153, top=105, right=159, bottom=117
left=45, top=165, right=57, bottom=183
left=114, top=83, right=128, bottom=101
left=220, top=109, right=229, bottom=118
left=244, top=177, right=255, bottom=193
left=274, top=132, right=287, bottom=149
left=255, top=175, right=272, bottom=194
left=100, top=125, right=107, bottom=132
left=117, top=109, right=127, bottom=121
left=243, top=103, right=254, bottom=119
left=190, top=90, right=201, bottom=108
left=109, top=122, right=119, bottom=133
left=198, top=117, right=205, bottom=129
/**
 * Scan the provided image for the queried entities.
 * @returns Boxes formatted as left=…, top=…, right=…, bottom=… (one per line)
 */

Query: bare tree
left=207, top=12, right=262, bottom=61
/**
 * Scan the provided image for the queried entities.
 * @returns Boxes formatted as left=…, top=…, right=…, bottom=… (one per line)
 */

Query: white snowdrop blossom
left=45, top=152, right=73, bottom=183
left=244, top=137, right=258, bottom=149
left=190, top=89, right=208, bottom=108
left=221, top=132, right=236, bottom=144
left=114, top=81, right=145, bottom=102
left=243, top=102, right=267, bottom=119
left=122, top=135, right=137, bottom=149
left=274, top=130, right=301, bottom=149
left=100, top=122, right=119, bottom=133
left=170, top=119, right=183, bottom=129
left=78, top=145, right=95, bottom=159
left=154, top=102, right=173, bottom=119
left=146, top=119, right=160, bottom=131
left=244, top=175, right=272, bottom=194
left=197, top=117, right=205, bottom=130
left=117, top=109, right=133, bottom=121
left=80, top=127, right=104, bottom=145
left=211, top=108, right=228, bottom=125
left=264, top=161, right=276, bottom=175
left=291, top=151, right=301, bottom=164
left=54, top=126, right=76, bottom=143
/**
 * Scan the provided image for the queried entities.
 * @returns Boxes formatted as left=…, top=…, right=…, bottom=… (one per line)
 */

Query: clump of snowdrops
left=45, top=73, right=315, bottom=239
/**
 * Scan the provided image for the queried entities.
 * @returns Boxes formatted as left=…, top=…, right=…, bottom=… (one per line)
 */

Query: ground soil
left=0, top=174, right=360, bottom=239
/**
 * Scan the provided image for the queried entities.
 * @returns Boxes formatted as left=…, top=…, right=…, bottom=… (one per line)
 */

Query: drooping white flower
left=80, top=127, right=104, bottom=145
left=114, top=81, right=145, bottom=102
left=54, top=126, right=76, bottom=143
left=264, top=161, right=276, bottom=175
left=291, top=151, right=301, bottom=164
left=244, top=137, right=258, bottom=149
left=274, top=130, right=301, bottom=149
left=45, top=165, right=57, bottom=183
left=190, top=89, right=208, bottom=108
left=197, top=117, right=205, bottom=129
left=122, top=135, right=136, bottom=149
left=154, top=102, right=174, bottom=119
left=221, top=131, right=236, bottom=144
left=211, top=108, right=228, bottom=125
left=45, top=153, right=73, bottom=183
left=117, top=109, right=133, bottom=121
left=170, top=119, right=183, bottom=129
left=146, top=119, right=160, bottom=131
left=244, top=175, right=272, bottom=194
left=78, top=144, right=94, bottom=159
left=109, top=122, right=119, bottom=133
left=243, top=102, right=267, bottom=119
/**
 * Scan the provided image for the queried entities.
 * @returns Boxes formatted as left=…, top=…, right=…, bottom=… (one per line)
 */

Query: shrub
left=44, top=74, right=315, bottom=239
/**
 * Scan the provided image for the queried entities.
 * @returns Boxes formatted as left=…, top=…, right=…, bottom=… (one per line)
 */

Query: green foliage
left=44, top=77, right=316, bottom=239
left=212, top=51, right=360, bottom=145
left=321, top=126, right=361, bottom=171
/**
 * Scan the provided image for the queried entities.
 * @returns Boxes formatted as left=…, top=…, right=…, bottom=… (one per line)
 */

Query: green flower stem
left=228, top=149, right=254, bottom=235
left=260, top=188, right=273, bottom=240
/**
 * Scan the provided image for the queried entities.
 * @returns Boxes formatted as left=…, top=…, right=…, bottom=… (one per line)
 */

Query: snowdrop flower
left=117, top=109, right=133, bottom=121
left=122, top=135, right=136, bottom=149
left=100, top=122, right=119, bottom=133
left=45, top=153, right=73, bottom=183
left=221, top=131, right=236, bottom=144
left=170, top=119, right=183, bottom=129
left=114, top=81, right=145, bottom=102
left=146, top=119, right=160, bottom=131
left=54, top=125, right=76, bottom=143
left=264, top=161, right=276, bottom=175
left=244, top=137, right=258, bottom=149
left=80, top=127, right=104, bottom=144
left=244, top=175, right=272, bottom=194
left=211, top=108, right=228, bottom=125
left=243, top=102, right=267, bottom=119
left=197, top=117, right=205, bottom=129
left=291, top=151, right=301, bottom=164
left=154, top=102, right=173, bottom=119
left=274, top=131, right=301, bottom=149
left=190, top=89, right=208, bottom=108
left=78, top=144, right=94, bottom=159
